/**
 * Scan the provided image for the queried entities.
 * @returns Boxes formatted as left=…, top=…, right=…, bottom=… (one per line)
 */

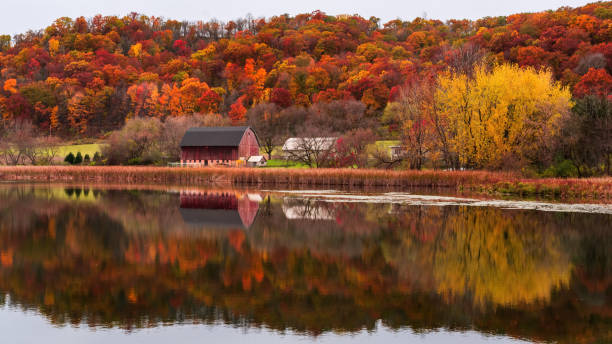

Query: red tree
left=228, top=96, right=248, bottom=123
left=270, top=88, right=292, bottom=108
left=573, top=68, right=612, bottom=98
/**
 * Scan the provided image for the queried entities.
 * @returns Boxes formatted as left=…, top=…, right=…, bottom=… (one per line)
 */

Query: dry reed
left=0, top=166, right=610, bottom=201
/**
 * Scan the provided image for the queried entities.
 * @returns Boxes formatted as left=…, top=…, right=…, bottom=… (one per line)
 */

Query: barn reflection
left=179, top=190, right=261, bottom=229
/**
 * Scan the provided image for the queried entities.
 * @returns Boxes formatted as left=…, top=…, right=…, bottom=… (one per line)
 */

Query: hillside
left=0, top=2, right=611, bottom=137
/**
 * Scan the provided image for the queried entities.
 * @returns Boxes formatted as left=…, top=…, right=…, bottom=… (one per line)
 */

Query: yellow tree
left=3, top=79, right=17, bottom=94
left=67, top=92, right=90, bottom=134
left=437, top=64, right=572, bottom=169
left=48, top=38, right=60, bottom=56
left=179, top=78, right=210, bottom=113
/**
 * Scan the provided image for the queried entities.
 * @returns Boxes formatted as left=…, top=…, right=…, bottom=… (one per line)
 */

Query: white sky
left=1, top=0, right=595, bottom=36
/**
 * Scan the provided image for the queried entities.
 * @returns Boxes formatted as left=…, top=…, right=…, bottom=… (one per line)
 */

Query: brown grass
left=0, top=166, right=610, bottom=201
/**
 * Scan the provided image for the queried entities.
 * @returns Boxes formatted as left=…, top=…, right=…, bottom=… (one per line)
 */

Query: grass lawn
left=375, top=140, right=401, bottom=149
left=57, top=143, right=104, bottom=158
left=265, top=159, right=310, bottom=168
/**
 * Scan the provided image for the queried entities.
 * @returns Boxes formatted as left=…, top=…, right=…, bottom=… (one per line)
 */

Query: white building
left=247, top=155, right=267, bottom=167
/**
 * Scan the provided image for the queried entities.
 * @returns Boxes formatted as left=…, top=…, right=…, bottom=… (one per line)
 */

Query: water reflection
left=0, top=185, right=610, bottom=343
left=180, top=190, right=260, bottom=229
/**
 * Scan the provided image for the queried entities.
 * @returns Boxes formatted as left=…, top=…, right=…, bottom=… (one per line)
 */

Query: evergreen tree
left=64, top=152, right=75, bottom=164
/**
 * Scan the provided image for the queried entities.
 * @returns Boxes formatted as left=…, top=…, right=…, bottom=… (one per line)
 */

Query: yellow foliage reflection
left=432, top=207, right=571, bottom=307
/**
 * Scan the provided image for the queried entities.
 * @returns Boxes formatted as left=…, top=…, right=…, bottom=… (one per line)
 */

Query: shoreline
left=0, top=166, right=610, bottom=202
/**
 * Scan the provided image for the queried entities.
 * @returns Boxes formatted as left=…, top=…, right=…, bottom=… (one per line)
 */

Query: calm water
left=0, top=184, right=610, bottom=343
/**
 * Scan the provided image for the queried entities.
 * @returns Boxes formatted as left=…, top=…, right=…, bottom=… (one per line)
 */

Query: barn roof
left=180, top=126, right=257, bottom=147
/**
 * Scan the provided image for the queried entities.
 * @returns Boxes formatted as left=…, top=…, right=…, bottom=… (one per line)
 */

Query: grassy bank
left=57, top=143, right=103, bottom=157
left=0, top=166, right=610, bottom=201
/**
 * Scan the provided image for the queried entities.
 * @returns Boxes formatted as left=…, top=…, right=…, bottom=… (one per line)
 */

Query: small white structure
left=247, top=155, right=267, bottom=167
left=389, top=145, right=405, bottom=159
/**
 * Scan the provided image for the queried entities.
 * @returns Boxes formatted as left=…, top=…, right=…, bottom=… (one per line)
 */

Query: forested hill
left=0, top=2, right=611, bottom=136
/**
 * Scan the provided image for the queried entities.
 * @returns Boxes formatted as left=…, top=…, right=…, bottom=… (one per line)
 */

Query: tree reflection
left=0, top=185, right=609, bottom=343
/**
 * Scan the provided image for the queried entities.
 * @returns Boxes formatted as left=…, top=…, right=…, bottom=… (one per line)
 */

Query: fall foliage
left=0, top=3, right=610, bottom=173
left=0, top=3, right=609, bottom=135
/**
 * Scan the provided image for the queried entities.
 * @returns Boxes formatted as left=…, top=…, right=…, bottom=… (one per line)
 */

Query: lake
left=0, top=184, right=610, bottom=343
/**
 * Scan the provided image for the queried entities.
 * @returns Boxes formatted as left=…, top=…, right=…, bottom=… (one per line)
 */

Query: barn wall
left=181, top=147, right=239, bottom=161
left=180, top=192, right=238, bottom=209
left=237, top=196, right=259, bottom=228
left=180, top=128, right=259, bottom=163
left=239, top=128, right=260, bottom=158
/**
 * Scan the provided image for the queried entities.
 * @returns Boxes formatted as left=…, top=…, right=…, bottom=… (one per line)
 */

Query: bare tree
left=0, top=121, right=35, bottom=165
left=443, top=42, right=488, bottom=77
left=36, top=137, right=61, bottom=165
left=575, top=53, right=608, bottom=75
left=247, top=103, right=286, bottom=160
left=384, top=76, right=460, bottom=170
left=368, top=145, right=404, bottom=169
left=308, top=100, right=371, bottom=134
left=283, top=137, right=337, bottom=168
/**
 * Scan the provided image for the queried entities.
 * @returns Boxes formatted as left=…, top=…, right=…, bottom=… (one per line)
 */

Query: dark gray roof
left=180, top=126, right=256, bottom=147
left=179, top=208, right=248, bottom=229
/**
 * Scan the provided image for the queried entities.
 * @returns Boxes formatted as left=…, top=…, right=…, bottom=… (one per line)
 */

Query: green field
left=375, top=140, right=401, bottom=149
left=57, top=144, right=104, bottom=158
left=264, top=159, right=310, bottom=168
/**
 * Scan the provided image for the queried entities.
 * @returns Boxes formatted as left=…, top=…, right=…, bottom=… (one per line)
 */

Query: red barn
left=179, top=190, right=260, bottom=229
left=180, top=126, right=260, bottom=166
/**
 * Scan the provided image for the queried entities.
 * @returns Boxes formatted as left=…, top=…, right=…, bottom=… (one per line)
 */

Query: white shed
left=247, top=155, right=267, bottom=167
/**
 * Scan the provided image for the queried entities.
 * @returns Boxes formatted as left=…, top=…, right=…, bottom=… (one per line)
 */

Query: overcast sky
left=1, top=0, right=594, bottom=36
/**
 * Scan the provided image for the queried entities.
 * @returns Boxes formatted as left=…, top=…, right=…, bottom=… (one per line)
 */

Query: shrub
left=84, top=154, right=91, bottom=164
left=74, top=152, right=83, bottom=164
left=127, top=158, right=143, bottom=165
left=64, top=152, right=75, bottom=164
left=93, top=152, right=102, bottom=163
left=542, top=159, right=579, bottom=178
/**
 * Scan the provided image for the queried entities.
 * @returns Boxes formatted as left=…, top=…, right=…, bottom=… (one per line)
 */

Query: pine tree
left=64, top=152, right=75, bottom=164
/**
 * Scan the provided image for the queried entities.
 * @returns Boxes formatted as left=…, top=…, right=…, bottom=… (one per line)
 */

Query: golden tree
left=437, top=64, right=572, bottom=169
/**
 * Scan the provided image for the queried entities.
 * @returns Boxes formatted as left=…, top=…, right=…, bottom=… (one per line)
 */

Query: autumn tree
left=307, top=100, right=371, bottom=134
left=384, top=79, right=438, bottom=170
left=573, top=68, right=612, bottom=98
left=102, top=117, right=164, bottom=165
left=228, top=95, right=248, bottom=124
left=330, top=128, right=377, bottom=168
left=437, top=64, right=572, bottom=169
left=0, top=35, right=10, bottom=51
